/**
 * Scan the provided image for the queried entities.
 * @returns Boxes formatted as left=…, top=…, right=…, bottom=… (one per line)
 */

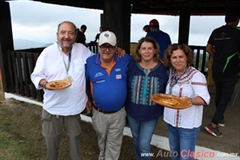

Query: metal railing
left=190, top=45, right=209, bottom=75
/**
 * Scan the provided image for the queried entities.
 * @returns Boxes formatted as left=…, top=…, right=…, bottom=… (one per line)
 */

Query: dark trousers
left=211, top=72, right=238, bottom=125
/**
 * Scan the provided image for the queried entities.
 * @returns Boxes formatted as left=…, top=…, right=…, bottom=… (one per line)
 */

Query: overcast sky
left=9, top=0, right=234, bottom=48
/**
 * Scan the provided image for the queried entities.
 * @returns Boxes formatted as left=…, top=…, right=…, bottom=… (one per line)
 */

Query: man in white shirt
left=31, top=21, right=92, bottom=160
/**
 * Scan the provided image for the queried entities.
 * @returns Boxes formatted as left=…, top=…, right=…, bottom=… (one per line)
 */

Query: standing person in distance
left=146, top=19, right=172, bottom=62
left=163, top=44, right=210, bottom=160
left=89, top=26, right=105, bottom=50
left=125, top=37, right=168, bottom=160
left=205, top=9, right=240, bottom=137
left=143, top=25, right=150, bottom=34
left=76, top=24, right=88, bottom=46
left=31, top=21, right=93, bottom=160
left=85, top=30, right=132, bottom=160
left=93, top=26, right=104, bottom=43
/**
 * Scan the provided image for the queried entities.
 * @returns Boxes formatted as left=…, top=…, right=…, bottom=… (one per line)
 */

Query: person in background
left=143, top=25, right=150, bottom=33
left=85, top=30, right=132, bottom=160
left=93, top=26, right=104, bottom=43
left=163, top=44, right=210, bottom=160
left=125, top=37, right=168, bottom=160
left=31, top=21, right=93, bottom=160
left=205, top=9, right=240, bottom=137
left=146, top=19, right=172, bottom=62
left=76, top=24, right=88, bottom=46
left=88, top=26, right=105, bottom=51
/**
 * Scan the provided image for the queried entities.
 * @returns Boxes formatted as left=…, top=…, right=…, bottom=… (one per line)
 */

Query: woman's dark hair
left=164, top=43, right=193, bottom=67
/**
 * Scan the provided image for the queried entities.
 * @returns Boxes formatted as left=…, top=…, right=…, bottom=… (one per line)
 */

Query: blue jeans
left=167, top=124, right=200, bottom=160
left=127, top=115, right=158, bottom=160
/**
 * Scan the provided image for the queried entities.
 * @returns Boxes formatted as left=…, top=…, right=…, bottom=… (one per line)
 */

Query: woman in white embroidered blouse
left=163, top=44, right=210, bottom=160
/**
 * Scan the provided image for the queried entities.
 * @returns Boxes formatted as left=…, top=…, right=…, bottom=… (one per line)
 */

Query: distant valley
left=14, top=39, right=53, bottom=50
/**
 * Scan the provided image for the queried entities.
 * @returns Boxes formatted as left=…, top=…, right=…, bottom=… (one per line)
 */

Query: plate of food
left=151, top=94, right=192, bottom=109
left=45, top=80, right=72, bottom=90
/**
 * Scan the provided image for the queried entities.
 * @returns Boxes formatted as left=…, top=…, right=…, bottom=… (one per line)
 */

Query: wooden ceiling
left=23, top=0, right=240, bottom=16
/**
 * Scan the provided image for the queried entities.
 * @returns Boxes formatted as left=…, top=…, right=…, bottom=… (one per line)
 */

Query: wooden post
left=0, top=1, right=14, bottom=93
left=0, top=69, right=4, bottom=99
left=178, top=10, right=190, bottom=44
left=103, top=0, right=131, bottom=53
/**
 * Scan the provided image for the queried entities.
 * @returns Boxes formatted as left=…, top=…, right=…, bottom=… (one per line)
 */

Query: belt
left=93, top=105, right=120, bottom=114
left=43, top=109, right=79, bottom=119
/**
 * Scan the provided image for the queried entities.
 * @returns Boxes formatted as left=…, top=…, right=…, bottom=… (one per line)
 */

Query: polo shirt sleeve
left=85, top=57, right=91, bottom=81
left=207, top=30, right=216, bottom=45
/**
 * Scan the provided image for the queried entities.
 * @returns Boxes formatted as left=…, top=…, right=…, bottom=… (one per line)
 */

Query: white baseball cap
left=98, top=31, right=117, bottom=46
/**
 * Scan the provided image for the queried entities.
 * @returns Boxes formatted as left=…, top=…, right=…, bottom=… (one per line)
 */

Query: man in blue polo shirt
left=85, top=30, right=132, bottom=160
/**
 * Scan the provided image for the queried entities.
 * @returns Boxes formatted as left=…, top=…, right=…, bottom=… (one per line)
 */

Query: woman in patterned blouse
left=163, top=44, right=210, bottom=160
left=125, top=37, right=168, bottom=160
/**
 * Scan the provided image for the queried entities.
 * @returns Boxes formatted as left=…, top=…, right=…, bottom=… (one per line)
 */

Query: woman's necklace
left=169, top=67, right=188, bottom=94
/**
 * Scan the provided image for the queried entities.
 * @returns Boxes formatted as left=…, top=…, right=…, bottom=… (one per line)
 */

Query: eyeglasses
left=99, top=45, right=115, bottom=51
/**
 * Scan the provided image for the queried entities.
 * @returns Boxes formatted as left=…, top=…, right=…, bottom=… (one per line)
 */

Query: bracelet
left=190, top=98, right=193, bottom=103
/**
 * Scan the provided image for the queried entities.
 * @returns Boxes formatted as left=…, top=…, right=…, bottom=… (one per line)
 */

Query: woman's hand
left=181, top=96, right=207, bottom=105
left=180, top=96, right=193, bottom=104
